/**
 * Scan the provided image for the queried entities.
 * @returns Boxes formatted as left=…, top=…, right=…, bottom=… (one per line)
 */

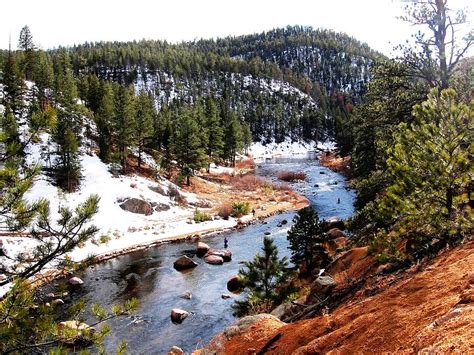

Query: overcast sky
left=0, top=0, right=471, bottom=56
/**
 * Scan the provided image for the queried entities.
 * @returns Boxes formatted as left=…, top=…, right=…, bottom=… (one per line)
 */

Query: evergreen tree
left=95, top=81, right=115, bottom=162
left=203, top=96, right=224, bottom=171
left=17, top=25, right=36, bottom=81
left=52, top=50, right=78, bottom=109
left=134, top=90, right=155, bottom=168
left=33, top=51, right=54, bottom=111
left=113, top=85, right=135, bottom=173
left=223, top=112, right=243, bottom=167
left=375, top=88, right=473, bottom=258
left=287, top=206, right=331, bottom=274
left=2, top=51, right=25, bottom=115
left=51, top=110, right=81, bottom=192
left=233, top=237, right=293, bottom=316
left=171, top=107, right=206, bottom=185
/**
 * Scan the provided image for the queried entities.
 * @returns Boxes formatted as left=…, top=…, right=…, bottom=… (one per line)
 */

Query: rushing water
left=61, top=154, right=355, bottom=353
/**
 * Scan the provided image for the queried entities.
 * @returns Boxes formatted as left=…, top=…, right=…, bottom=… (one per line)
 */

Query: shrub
left=232, top=201, right=251, bottom=217
left=194, top=209, right=212, bottom=223
left=231, top=174, right=265, bottom=191
left=277, top=170, right=307, bottom=182
left=168, top=185, right=187, bottom=205
left=274, top=183, right=293, bottom=192
left=218, top=203, right=233, bottom=220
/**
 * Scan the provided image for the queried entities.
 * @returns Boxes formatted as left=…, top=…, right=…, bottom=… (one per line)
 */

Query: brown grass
left=235, top=158, right=256, bottom=170
left=277, top=170, right=307, bottom=182
left=218, top=203, right=233, bottom=220
left=231, top=174, right=266, bottom=191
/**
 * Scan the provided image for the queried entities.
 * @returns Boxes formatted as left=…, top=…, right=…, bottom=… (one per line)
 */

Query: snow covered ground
left=249, top=138, right=335, bottom=161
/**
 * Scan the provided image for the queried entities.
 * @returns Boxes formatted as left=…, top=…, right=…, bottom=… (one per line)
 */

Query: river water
left=63, top=154, right=355, bottom=353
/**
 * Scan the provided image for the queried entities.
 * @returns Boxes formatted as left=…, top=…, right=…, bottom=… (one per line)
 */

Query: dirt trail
left=199, top=241, right=474, bottom=354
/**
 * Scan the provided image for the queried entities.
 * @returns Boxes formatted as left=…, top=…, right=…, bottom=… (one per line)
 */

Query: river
left=61, top=153, right=355, bottom=353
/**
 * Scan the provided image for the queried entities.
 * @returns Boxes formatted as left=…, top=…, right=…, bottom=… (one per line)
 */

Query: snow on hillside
left=249, top=138, right=335, bottom=161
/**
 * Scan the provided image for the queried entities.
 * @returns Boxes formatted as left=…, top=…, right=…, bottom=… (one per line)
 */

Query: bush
left=168, top=185, right=187, bottom=205
left=277, top=170, right=307, bottom=182
left=232, top=201, right=251, bottom=217
left=231, top=174, right=265, bottom=191
left=218, top=203, right=233, bottom=220
left=194, top=209, right=212, bottom=223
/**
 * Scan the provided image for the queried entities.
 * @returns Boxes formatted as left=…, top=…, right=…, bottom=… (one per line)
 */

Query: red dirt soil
left=198, top=241, right=474, bottom=354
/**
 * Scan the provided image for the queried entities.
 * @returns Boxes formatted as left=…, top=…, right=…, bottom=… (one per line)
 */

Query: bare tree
left=400, top=0, right=473, bottom=88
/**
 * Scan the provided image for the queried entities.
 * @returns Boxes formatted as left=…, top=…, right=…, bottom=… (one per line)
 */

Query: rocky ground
left=195, top=240, right=474, bottom=354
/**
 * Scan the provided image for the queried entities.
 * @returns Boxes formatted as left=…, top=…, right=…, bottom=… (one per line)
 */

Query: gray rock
left=173, top=256, right=198, bottom=271
left=119, top=198, right=153, bottom=216
left=170, top=309, right=189, bottom=323
left=180, top=291, right=192, bottom=300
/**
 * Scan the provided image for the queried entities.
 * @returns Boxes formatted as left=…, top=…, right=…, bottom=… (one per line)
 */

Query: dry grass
left=231, top=174, right=266, bottom=191
left=277, top=170, right=307, bottom=182
left=218, top=203, right=233, bottom=220
left=235, top=158, right=256, bottom=170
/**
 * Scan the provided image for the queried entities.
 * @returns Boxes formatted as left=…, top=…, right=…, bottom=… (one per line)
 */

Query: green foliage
left=193, top=209, right=212, bottom=223
left=113, top=85, right=135, bottom=173
left=134, top=90, right=155, bottom=167
left=233, top=237, right=294, bottom=316
left=373, top=88, right=473, bottom=259
left=287, top=206, right=331, bottom=274
left=231, top=201, right=251, bottom=217
left=171, top=106, right=206, bottom=185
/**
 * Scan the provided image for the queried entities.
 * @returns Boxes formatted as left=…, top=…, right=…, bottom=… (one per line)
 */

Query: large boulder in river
left=323, top=217, right=345, bottom=231
left=119, top=198, right=153, bottom=216
left=205, top=249, right=232, bottom=262
left=204, top=254, right=224, bottom=265
left=173, top=256, right=198, bottom=271
left=227, top=275, right=243, bottom=292
left=171, top=308, right=189, bottom=323
left=196, top=242, right=210, bottom=257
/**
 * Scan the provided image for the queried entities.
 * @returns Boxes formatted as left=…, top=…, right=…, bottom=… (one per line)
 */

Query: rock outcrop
left=119, top=198, right=153, bottom=215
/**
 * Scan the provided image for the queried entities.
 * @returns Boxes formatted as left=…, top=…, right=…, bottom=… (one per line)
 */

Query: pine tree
left=33, top=51, right=54, bottom=111
left=2, top=51, right=25, bottom=116
left=113, top=85, right=135, bottom=173
left=203, top=96, right=224, bottom=171
left=52, top=50, right=78, bottom=109
left=223, top=112, right=243, bottom=167
left=233, top=237, right=293, bottom=316
left=51, top=110, right=81, bottom=192
left=376, top=88, right=473, bottom=258
left=95, top=81, right=115, bottom=162
left=171, top=107, right=206, bottom=185
left=17, top=25, right=36, bottom=81
left=287, top=206, right=331, bottom=274
left=134, top=90, right=155, bottom=168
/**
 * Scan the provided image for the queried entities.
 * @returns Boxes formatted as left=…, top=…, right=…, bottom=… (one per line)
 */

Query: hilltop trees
left=113, top=85, right=135, bottom=173
left=134, top=90, right=155, bottom=168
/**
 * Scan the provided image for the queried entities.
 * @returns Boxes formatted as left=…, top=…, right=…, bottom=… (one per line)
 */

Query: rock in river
left=168, top=346, right=184, bottom=355
left=205, top=249, right=232, bottom=262
left=171, top=308, right=190, bottom=323
left=196, top=242, right=210, bottom=257
left=227, top=275, right=243, bottom=292
left=173, top=256, right=198, bottom=271
left=204, top=254, right=224, bottom=265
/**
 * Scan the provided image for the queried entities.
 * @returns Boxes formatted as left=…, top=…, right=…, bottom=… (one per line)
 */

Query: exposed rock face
left=204, top=254, right=224, bottom=265
left=324, top=217, right=345, bottom=231
left=307, top=275, right=336, bottom=302
left=68, top=276, right=84, bottom=285
left=327, top=228, right=346, bottom=239
left=171, top=308, right=190, bottom=323
left=173, top=256, right=198, bottom=271
left=227, top=275, right=243, bottom=292
left=205, top=249, right=232, bottom=262
left=196, top=242, right=210, bottom=257
left=119, top=198, right=153, bottom=215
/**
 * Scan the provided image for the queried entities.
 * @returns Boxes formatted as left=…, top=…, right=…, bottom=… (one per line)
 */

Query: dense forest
left=0, top=0, right=473, bottom=352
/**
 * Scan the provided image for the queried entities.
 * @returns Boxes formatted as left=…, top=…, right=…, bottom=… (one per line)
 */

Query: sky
left=0, top=0, right=471, bottom=56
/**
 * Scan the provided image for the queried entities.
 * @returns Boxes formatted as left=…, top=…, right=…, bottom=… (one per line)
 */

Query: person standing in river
left=224, top=237, right=228, bottom=249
